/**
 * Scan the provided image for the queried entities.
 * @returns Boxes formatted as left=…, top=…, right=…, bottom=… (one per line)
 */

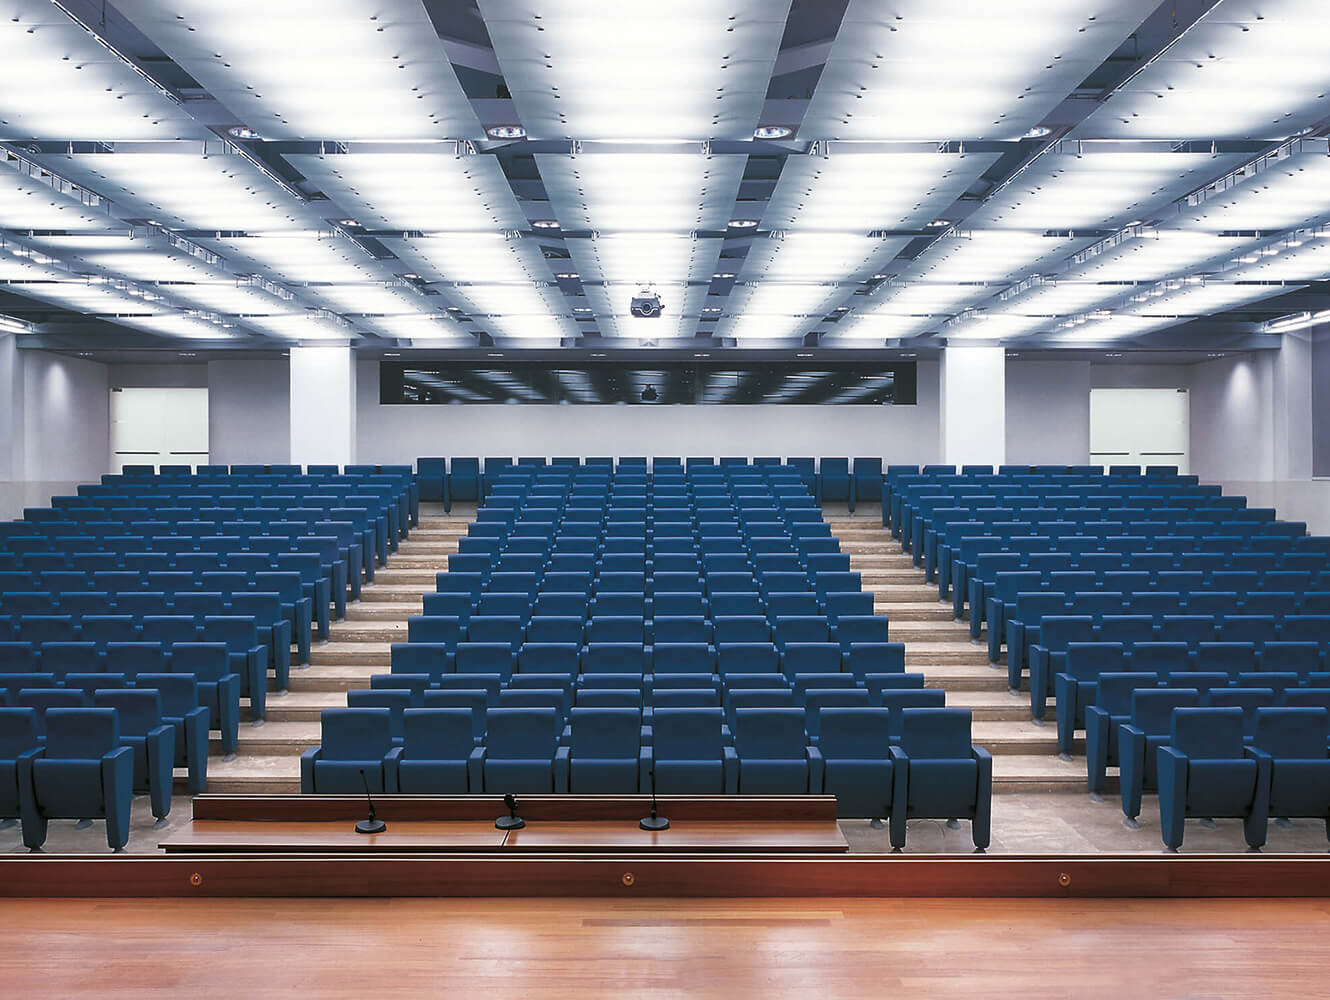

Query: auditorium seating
left=1156, top=707, right=1268, bottom=851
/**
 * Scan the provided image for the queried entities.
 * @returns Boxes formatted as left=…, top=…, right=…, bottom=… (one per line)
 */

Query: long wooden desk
left=159, top=794, right=849, bottom=855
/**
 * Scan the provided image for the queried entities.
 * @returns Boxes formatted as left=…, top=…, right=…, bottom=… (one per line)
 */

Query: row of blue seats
left=345, top=682, right=944, bottom=745
left=0, top=615, right=267, bottom=720
left=385, top=638, right=908, bottom=685
left=1079, top=690, right=1330, bottom=849
left=302, top=704, right=991, bottom=850
left=403, top=613, right=889, bottom=651
left=1056, top=647, right=1330, bottom=755
left=1, top=707, right=178, bottom=851
left=1024, top=615, right=1330, bottom=712
left=422, top=591, right=872, bottom=623
left=0, top=642, right=239, bottom=757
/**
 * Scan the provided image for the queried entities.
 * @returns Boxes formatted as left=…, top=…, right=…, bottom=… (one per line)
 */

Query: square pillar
left=941, top=346, right=1005, bottom=468
left=289, top=346, right=356, bottom=468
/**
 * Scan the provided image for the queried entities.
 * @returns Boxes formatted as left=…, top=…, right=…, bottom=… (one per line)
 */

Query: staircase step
left=210, top=720, right=321, bottom=757
left=191, top=755, right=302, bottom=794
left=308, top=642, right=393, bottom=667
left=875, top=602, right=954, bottom=622
left=991, top=755, right=1096, bottom=794
left=360, top=586, right=433, bottom=604
left=328, top=624, right=408, bottom=643
left=344, top=603, right=424, bottom=621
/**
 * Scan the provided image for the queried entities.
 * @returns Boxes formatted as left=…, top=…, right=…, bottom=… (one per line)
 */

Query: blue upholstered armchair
left=889, top=708, right=992, bottom=850
left=1157, top=707, right=1269, bottom=851
left=816, top=707, right=894, bottom=821
left=397, top=708, right=481, bottom=793
left=169, top=642, right=240, bottom=758
left=477, top=707, right=568, bottom=793
left=1054, top=642, right=1127, bottom=757
left=1119, top=688, right=1200, bottom=823
left=565, top=707, right=648, bottom=793
left=92, top=689, right=175, bottom=823
left=300, top=708, right=402, bottom=794
left=137, top=673, right=209, bottom=795
left=1249, top=707, right=1330, bottom=844
left=651, top=707, right=737, bottom=794
left=732, top=707, right=815, bottom=794
left=19, top=708, right=135, bottom=851
left=1085, top=672, right=1160, bottom=795
left=0, top=707, right=42, bottom=827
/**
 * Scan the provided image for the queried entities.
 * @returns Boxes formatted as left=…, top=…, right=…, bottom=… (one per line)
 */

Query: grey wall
left=355, top=359, right=944, bottom=465
left=207, top=359, right=290, bottom=467
left=1315, top=328, right=1330, bottom=478
left=1188, top=354, right=1275, bottom=483
left=108, top=363, right=208, bottom=389
left=1005, top=360, right=1091, bottom=465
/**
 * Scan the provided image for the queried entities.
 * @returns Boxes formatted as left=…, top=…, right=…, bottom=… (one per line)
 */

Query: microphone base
left=639, top=815, right=671, bottom=832
left=355, top=818, right=386, bottom=835
left=495, top=815, right=526, bottom=831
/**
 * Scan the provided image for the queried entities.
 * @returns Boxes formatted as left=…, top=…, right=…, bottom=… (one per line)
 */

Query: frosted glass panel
left=109, top=387, right=209, bottom=472
left=1090, top=387, right=1188, bottom=473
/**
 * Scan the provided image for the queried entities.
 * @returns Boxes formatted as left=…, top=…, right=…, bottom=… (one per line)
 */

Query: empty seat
left=816, top=707, right=895, bottom=821
left=1251, top=707, right=1330, bottom=844
left=651, top=707, right=736, bottom=794
left=1157, top=707, right=1268, bottom=851
left=300, top=708, right=400, bottom=794
left=889, top=708, right=992, bottom=851
left=478, top=707, right=565, bottom=793
left=1119, top=688, right=1202, bottom=823
left=91, top=689, right=174, bottom=821
left=565, top=707, right=646, bottom=793
left=397, top=709, right=479, bottom=793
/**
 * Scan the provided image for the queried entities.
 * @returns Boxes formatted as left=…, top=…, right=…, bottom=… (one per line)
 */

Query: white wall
left=354, top=359, right=943, bottom=465
left=1006, top=360, right=1091, bottom=465
left=940, top=348, right=1005, bottom=466
left=1189, top=354, right=1275, bottom=483
left=1314, top=327, right=1330, bottom=478
left=290, top=347, right=355, bottom=467
left=207, top=359, right=291, bottom=467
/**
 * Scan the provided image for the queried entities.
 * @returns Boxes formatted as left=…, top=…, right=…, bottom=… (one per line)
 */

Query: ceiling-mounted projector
left=630, top=287, right=664, bottom=318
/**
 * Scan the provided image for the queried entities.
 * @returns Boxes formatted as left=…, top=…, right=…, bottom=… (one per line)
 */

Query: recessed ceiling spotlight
left=795, top=352, right=813, bottom=358
left=228, top=125, right=262, bottom=140
left=1022, top=125, right=1052, bottom=139
left=871, top=273, right=888, bottom=279
left=713, top=272, right=736, bottom=279
left=78, top=352, right=92, bottom=357
left=338, top=218, right=359, bottom=227
left=384, top=352, right=401, bottom=357
left=486, top=124, right=527, bottom=140
left=574, top=306, right=592, bottom=312
left=532, top=219, right=561, bottom=229
left=555, top=272, right=579, bottom=279
left=693, top=353, right=710, bottom=358
left=702, top=306, right=721, bottom=312
left=753, top=125, right=794, bottom=140
left=728, top=219, right=758, bottom=229
left=834, top=306, right=850, bottom=312
left=590, top=352, right=606, bottom=358
left=926, top=219, right=949, bottom=228
left=1207, top=352, right=1226, bottom=358
left=446, top=306, right=462, bottom=312
left=402, top=273, right=420, bottom=280
left=487, top=353, right=503, bottom=358
left=902, top=353, right=917, bottom=358
left=178, top=352, right=197, bottom=358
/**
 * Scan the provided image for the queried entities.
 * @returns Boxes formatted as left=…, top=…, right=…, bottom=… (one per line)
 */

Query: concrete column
left=940, top=345, right=1005, bottom=467
left=289, top=346, right=356, bottom=468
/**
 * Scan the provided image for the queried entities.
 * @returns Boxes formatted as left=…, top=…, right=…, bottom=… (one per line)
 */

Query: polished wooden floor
left=5, top=897, right=1329, bottom=998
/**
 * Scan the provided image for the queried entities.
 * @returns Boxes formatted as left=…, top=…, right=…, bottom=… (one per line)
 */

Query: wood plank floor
left=4, top=897, right=1329, bottom=998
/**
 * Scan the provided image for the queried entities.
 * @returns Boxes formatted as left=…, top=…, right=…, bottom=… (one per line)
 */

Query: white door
left=1089, top=387, right=1189, bottom=473
left=109, top=387, right=209, bottom=472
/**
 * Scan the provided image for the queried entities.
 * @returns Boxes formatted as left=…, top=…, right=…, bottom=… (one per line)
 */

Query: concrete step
left=847, top=557, right=917, bottom=572
left=874, top=602, right=954, bottom=622
left=972, top=721, right=1070, bottom=756
left=916, top=662, right=1011, bottom=692
left=288, top=664, right=381, bottom=692
left=864, top=585, right=940, bottom=602
left=940, top=689, right=1035, bottom=722
left=210, top=720, right=321, bottom=757
left=991, top=755, right=1097, bottom=794
left=192, top=755, right=301, bottom=794
left=361, top=586, right=434, bottom=604
left=308, top=642, right=393, bottom=667
left=888, top=623, right=974, bottom=642
left=344, top=603, right=424, bottom=621
left=380, top=557, right=453, bottom=570
left=248, top=690, right=346, bottom=722
left=328, top=624, right=408, bottom=643
left=374, top=568, right=445, bottom=584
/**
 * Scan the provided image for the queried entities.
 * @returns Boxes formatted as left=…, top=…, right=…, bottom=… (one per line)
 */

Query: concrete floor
left=4, top=791, right=1328, bottom=855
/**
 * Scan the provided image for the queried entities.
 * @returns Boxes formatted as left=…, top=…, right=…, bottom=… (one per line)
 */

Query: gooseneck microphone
left=495, top=792, right=525, bottom=831
left=639, top=767, right=670, bottom=832
left=355, top=767, right=387, bottom=835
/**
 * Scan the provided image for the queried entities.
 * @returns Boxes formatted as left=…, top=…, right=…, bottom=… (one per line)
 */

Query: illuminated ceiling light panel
left=0, top=167, right=115, bottom=231
left=970, top=152, right=1247, bottom=231
left=568, top=235, right=722, bottom=289
left=801, top=0, right=1158, bottom=140
left=537, top=154, right=746, bottom=232
left=44, top=153, right=313, bottom=232
left=207, top=235, right=380, bottom=284
left=447, top=283, right=570, bottom=317
left=123, top=313, right=235, bottom=340
left=364, top=313, right=469, bottom=342
left=945, top=312, right=1051, bottom=340
left=0, top=0, right=203, bottom=140
left=1047, top=315, right=1178, bottom=342
left=726, top=283, right=844, bottom=317
left=1065, top=231, right=1261, bottom=283
left=1073, top=2, right=1330, bottom=140
left=1122, top=280, right=1303, bottom=318
left=741, top=235, right=911, bottom=284
left=716, top=313, right=816, bottom=343
left=1174, top=151, right=1330, bottom=232
left=907, top=233, right=1090, bottom=283
left=383, top=235, right=551, bottom=285
left=287, top=154, right=528, bottom=231
left=243, top=313, right=357, bottom=341
left=479, top=0, right=792, bottom=139
left=832, top=313, right=938, bottom=340
left=863, top=281, right=994, bottom=317
left=153, top=281, right=295, bottom=315
left=762, top=153, right=998, bottom=231
left=992, top=280, right=1126, bottom=316
left=114, top=0, right=482, bottom=140
left=1227, top=237, right=1330, bottom=282
left=301, top=282, right=424, bottom=315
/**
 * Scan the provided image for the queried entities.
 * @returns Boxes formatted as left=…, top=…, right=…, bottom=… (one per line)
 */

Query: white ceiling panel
left=40, top=152, right=314, bottom=232
left=479, top=0, right=791, bottom=139
left=904, top=232, right=1092, bottom=284
left=567, top=235, right=722, bottom=289
left=381, top=235, right=552, bottom=285
left=537, top=153, right=746, bottom=232
left=287, top=153, right=529, bottom=232
left=739, top=235, right=910, bottom=284
left=762, top=152, right=998, bottom=231
left=969, top=151, right=1247, bottom=231
left=113, top=0, right=481, bottom=141
left=204, top=234, right=386, bottom=284
left=0, top=164, right=117, bottom=231
left=1172, top=148, right=1330, bottom=232
left=1073, top=0, right=1330, bottom=140
left=801, top=0, right=1159, bottom=140
left=1059, top=230, right=1262, bottom=283
left=0, top=0, right=203, bottom=140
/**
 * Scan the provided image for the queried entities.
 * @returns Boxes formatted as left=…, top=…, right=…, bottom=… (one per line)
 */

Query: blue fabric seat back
left=320, top=707, right=394, bottom=761
left=782, top=643, right=843, bottom=677
left=421, top=690, right=487, bottom=739
left=1131, top=642, right=1191, bottom=674
left=734, top=707, right=807, bottom=759
left=1131, top=688, right=1200, bottom=736
left=818, top=708, right=892, bottom=759
left=718, top=643, right=779, bottom=674
left=1064, top=642, right=1125, bottom=681
left=402, top=708, right=474, bottom=759
left=485, top=707, right=558, bottom=759
left=1254, top=707, right=1329, bottom=758
left=653, top=707, right=725, bottom=761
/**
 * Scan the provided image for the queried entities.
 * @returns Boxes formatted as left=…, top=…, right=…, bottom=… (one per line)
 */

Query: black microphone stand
left=355, top=768, right=386, bottom=835
left=639, top=767, right=670, bottom=831
left=495, top=792, right=526, bottom=831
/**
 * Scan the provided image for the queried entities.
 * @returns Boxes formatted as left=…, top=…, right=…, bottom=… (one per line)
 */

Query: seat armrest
left=722, top=745, right=739, bottom=794
left=807, top=745, right=825, bottom=792
left=467, top=747, right=486, bottom=792
left=299, top=746, right=322, bottom=792
left=553, top=745, right=570, bottom=793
